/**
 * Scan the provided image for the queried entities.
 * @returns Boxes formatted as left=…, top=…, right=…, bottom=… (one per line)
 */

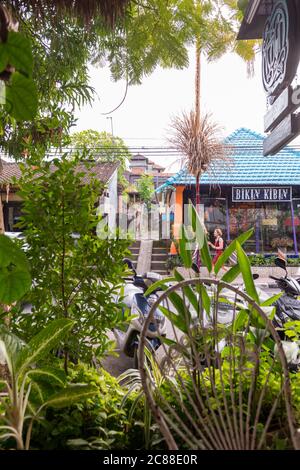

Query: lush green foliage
left=0, top=1, right=256, bottom=156
left=0, top=234, right=31, bottom=306
left=0, top=319, right=97, bottom=450
left=10, top=156, right=130, bottom=365
left=0, top=28, right=38, bottom=121
left=70, top=130, right=131, bottom=170
left=136, top=174, right=155, bottom=209
left=248, top=255, right=300, bottom=267
left=29, top=362, right=147, bottom=450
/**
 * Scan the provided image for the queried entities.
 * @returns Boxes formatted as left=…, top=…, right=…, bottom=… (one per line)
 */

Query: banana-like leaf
left=16, top=319, right=74, bottom=376
left=27, top=367, right=67, bottom=387
left=43, top=384, right=97, bottom=409
left=236, top=242, right=259, bottom=304
left=214, top=228, right=254, bottom=274
left=178, top=225, right=192, bottom=268
left=0, top=326, right=25, bottom=376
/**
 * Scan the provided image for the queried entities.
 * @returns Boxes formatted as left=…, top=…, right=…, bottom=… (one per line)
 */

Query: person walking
left=208, top=228, right=225, bottom=267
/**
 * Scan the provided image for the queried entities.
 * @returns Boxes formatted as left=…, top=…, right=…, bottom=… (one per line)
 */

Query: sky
left=73, top=47, right=294, bottom=173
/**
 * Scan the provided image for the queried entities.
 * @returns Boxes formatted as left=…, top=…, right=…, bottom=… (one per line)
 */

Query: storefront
left=156, top=128, right=300, bottom=255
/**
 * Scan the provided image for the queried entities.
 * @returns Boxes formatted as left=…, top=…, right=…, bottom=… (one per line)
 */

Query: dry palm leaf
left=8, top=0, right=130, bottom=27
left=169, top=111, right=232, bottom=180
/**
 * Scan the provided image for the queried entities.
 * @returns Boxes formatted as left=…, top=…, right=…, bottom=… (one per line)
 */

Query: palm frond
left=9, top=0, right=130, bottom=27
left=169, top=111, right=232, bottom=180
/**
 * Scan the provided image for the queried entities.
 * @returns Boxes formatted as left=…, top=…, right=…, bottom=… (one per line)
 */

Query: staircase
left=129, top=241, right=140, bottom=269
left=150, top=241, right=168, bottom=276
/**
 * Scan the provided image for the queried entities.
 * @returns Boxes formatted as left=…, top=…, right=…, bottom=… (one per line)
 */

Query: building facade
left=0, top=161, right=120, bottom=234
left=156, top=128, right=300, bottom=255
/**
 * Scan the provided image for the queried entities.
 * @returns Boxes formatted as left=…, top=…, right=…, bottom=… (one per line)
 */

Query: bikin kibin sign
left=232, top=186, right=292, bottom=203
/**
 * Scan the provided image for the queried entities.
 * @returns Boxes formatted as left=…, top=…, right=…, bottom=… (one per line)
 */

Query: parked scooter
left=270, top=257, right=300, bottom=333
left=113, top=258, right=167, bottom=367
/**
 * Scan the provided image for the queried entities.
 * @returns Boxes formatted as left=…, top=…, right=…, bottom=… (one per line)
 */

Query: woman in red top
left=208, top=228, right=224, bottom=266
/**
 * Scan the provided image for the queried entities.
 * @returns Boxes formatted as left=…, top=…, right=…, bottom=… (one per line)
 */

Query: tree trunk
left=195, top=37, right=201, bottom=129
left=0, top=195, right=4, bottom=234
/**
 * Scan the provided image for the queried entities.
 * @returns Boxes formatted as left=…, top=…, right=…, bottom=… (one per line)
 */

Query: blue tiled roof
left=156, top=128, right=300, bottom=193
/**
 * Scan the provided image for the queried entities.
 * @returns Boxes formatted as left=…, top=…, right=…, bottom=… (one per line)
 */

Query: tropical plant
left=0, top=234, right=31, bottom=309
left=70, top=129, right=131, bottom=189
left=0, top=1, right=258, bottom=157
left=118, top=347, right=168, bottom=450
left=11, top=155, right=130, bottom=370
left=138, top=204, right=300, bottom=450
left=0, top=319, right=97, bottom=450
left=70, top=130, right=131, bottom=169
left=169, top=112, right=230, bottom=211
left=136, top=174, right=155, bottom=210
left=0, top=6, right=38, bottom=122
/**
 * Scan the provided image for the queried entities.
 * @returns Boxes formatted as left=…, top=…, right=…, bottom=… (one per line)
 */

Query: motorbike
left=270, top=257, right=300, bottom=331
left=113, top=258, right=167, bottom=368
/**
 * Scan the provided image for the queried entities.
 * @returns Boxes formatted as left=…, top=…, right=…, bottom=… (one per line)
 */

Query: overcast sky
left=74, top=47, right=299, bottom=172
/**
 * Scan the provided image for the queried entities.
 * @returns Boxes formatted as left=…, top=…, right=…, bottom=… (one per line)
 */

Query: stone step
left=151, top=261, right=167, bottom=271
left=152, top=253, right=168, bottom=261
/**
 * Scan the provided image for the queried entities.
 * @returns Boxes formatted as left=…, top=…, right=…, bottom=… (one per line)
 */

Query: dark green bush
left=29, top=362, right=145, bottom=450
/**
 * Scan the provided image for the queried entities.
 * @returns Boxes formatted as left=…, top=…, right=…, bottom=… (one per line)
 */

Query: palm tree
left=169, top=111, right=229, bottom=213
left=169, top=0, right=256, bottom=212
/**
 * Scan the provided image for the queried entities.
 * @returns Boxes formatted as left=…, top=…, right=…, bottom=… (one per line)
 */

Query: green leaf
left=260, top=292, right=283, bottom=307
left=174, top=269, right=199, bottom=312
left=159, top=306, right=188, bottom=333
left=27, top=367, right=67, bottom=387
left=0, top=268, right=31, bottom=304
left=233, top=309, right=249, bottom=333
left=43, top=384, right=97, bottom=409
left=189, top=204, right=212, bottom=272
left=0, top=44, right=8, bottom=72
left=236, top=242, right=259, bottom=304
left=198, top=284, right=211, bottom=316
left=6, top=72, right=38, bottom=121
left=178, top=225, right=192, bottom=268
left=144, top=277, right=175, bottom=297
left=16, top=319, right=74, bottom=375
left=221, top=264, right=241, bottom=284
left=6, top=32, right=33, bottom=75
left=214, top=228, right=254, bottom=274
left=0, top=234, right=29, bottom=270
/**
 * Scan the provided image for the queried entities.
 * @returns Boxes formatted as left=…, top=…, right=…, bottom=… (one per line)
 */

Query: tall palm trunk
left=195, top=37, right=201, bottom=213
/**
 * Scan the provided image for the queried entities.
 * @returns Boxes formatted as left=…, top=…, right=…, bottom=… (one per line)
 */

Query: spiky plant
left=169, top=111, right=230, bottom=210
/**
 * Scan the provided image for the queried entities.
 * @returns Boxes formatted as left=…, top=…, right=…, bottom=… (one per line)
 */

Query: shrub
left=11, top=156, right=130, bottom=367
left=29, top=362, right=146, bottom=450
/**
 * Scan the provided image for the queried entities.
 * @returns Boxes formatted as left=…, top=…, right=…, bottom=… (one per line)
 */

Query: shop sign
left=232, top=186, right=292, bottom=203
left=262, top=0, right=300, bottom=155
left=262, top=0, right=299, bottom=98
